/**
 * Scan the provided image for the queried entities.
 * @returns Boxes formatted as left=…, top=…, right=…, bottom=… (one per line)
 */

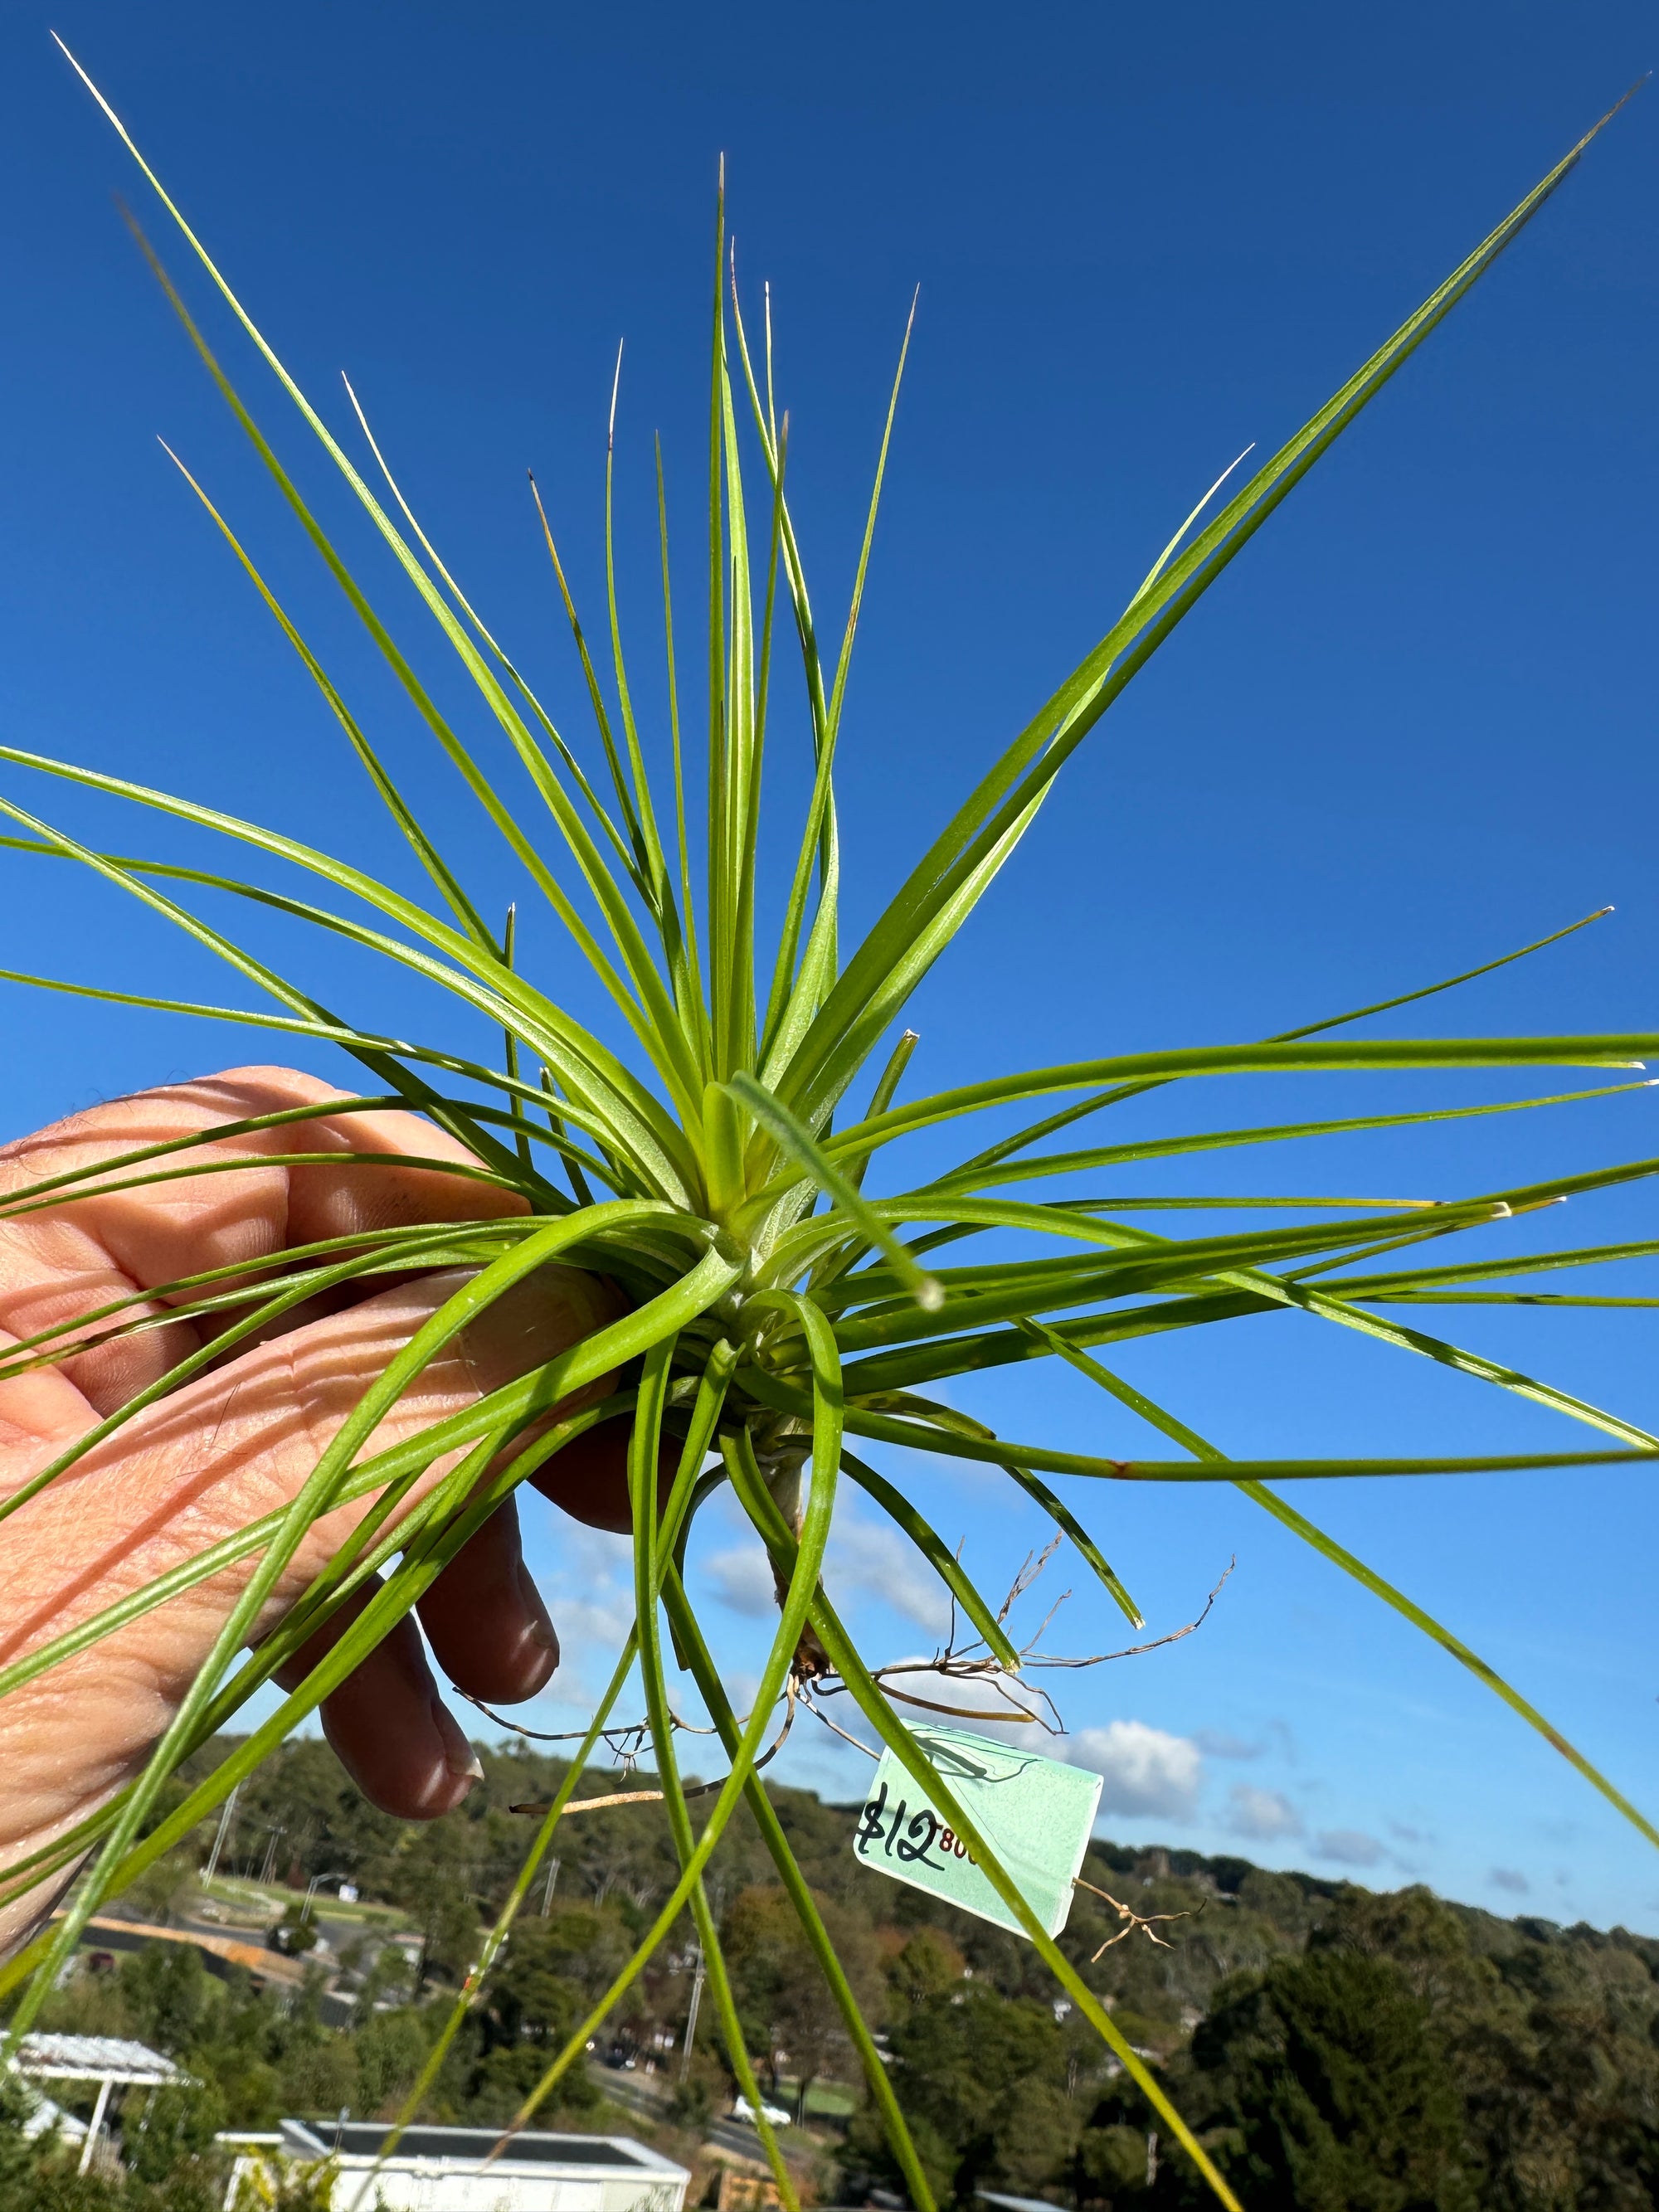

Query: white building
left=11, top=2032, right=189, bottom=2177
left=224, top=2121, right=691, bottom=2212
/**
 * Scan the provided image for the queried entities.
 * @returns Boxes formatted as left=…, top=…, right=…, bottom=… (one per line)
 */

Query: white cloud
left=547, top=1592, right=634, bottom=1656
left=1067, top=1721, right=1203, bottom=1821
left=871, top=1663, right=1047, bottom=1743
left=1227, top=1785, right=1302, bottom=1841
left=1316, top=1828, right=1383, bottom=1867
left=703, top=1543, right=777, bottom=1618
left=698, top=1506, right=956, bottom=1635
left=533, top=1519, right=635, bottom=1699
left=722, top=1668, right=762, bottom=1721
left=826, top=1517, right=955, bottom=1636
left=552, top=1518, right=632, bottom=1566
left=1489, top=1867, right=1530, bottom=1895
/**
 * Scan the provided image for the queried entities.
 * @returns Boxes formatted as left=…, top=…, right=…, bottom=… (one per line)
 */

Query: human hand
left=0, top=1066, right=627, bottom=1957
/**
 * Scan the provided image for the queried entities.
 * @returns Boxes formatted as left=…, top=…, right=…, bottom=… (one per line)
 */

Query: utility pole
left=539, top=1855, right=562, bottom=1916
left=202, top=1782, right=241, bottom=1886
left=679, top=1942, right=706, bottom=2082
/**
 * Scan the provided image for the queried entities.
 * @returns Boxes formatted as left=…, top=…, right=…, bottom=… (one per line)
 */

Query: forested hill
left=169, top=1733, right=1657, bottom=2037
left=114, top=1733, right=1659, bottom=2207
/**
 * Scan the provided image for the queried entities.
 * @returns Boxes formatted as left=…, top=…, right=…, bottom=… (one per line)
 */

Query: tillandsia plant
left=0, top=46, right=1653, bottom=2210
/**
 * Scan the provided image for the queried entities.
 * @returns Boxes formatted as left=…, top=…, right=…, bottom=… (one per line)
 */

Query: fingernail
left=517, top=1562, right=561, bottom=1665
left=431, top=1697, right=484, bottom=1786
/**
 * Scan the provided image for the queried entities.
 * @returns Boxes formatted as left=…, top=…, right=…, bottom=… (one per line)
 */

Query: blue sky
left=2, top=2, right=1656, bottom=1928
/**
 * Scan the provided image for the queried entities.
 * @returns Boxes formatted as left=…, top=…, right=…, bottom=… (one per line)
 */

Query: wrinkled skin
left=0, top=1067, right=634, bottom=1959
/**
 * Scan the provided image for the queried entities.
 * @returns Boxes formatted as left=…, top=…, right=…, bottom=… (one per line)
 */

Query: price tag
left=851, top=1723, right=1102, bottom=1939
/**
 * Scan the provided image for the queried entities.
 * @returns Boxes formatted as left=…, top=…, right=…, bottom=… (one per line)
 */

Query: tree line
left=2, top=1733, right=1655, bottom=2208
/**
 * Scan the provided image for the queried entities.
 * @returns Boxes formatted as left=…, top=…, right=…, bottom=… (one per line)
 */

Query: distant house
left=222, top=2122, right=692, bottom=2212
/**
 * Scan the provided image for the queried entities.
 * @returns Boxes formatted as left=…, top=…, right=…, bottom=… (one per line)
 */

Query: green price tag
left=851, top=1723, right=1102, bottom=1940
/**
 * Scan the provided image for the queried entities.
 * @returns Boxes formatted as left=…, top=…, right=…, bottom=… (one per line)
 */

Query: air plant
left=0, top=48, right=1652, bottom=2210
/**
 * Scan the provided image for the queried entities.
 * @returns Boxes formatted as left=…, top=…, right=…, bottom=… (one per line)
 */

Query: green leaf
left=1005, top=1340, right=1659, bottom=1855
left=829, top=1036, right=1659, bottom=1164
left=943, top=910, right=1621, bottom=1182
left=726, top=1072, right=942, bottom=1308
left=839, top=1449, right=1022, bottom=1665
left=927, top=1080, right=1652, bottom=1198
left=662, top=1567, right=939, bottom=2212
left=780, top=118, right=1632, bottom=1126
left=497, top=1296, right=844, bottom=2132
left=723, top=1450, right=1241, bottom=2210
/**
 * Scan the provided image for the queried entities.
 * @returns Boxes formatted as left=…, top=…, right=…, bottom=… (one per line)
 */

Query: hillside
left=14, top=1731, right=1642, bottom=2208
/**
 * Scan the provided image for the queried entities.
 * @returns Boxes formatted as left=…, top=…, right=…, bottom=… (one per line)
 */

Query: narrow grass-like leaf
left=661, top=1568, right=939, bottom=2212
left=827, top=1036, right=1658, bottom=1167
left=929, top=1079, right=1652, bottom=1198
left=496, top=1319, right=843, bottom=2132
left=626, top=1334, right=800, bottom=2210
left=755, top=296, right=914, bottom=1066
left=724, top=1444, right=1239, bottom=2211
left=781, top=121, right=1632, bottom=1128
left=839, top=1450, right=1020, bottom=1667
left=1024, top=1349, right=1659, bottom=1854
left=99, top=115, right=712, bottom=1125
left=947, top=909, right=1621, bottom=1182
left=726, top=1072, right=942, bottom=1308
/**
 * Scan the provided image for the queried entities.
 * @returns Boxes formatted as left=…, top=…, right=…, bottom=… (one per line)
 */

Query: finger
left=0, top=1065, right=526, bottom=1421
left=531, top=1412, right=679, bottom=1534
left=0, top=1262, right=614, bottom=1857
left=275, top=1580, right=484, bottom=1821
left=416, top=1495, right=558, bottom=1704
left=0, top=1320, right=99, bottom=1459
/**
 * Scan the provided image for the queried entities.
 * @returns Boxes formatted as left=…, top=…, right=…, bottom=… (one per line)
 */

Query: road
left=592, top=2063, right=795, bottom=2160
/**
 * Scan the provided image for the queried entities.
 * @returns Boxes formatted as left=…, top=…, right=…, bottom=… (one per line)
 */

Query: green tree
left=352, top=2007, right=432, bottom=2119
left=462, top=1907, right=619, bottom=2123
left=460, top=2042, right=600, bottom=2126
left=668, top=2055, right=721, bottom=2131
left=124, top=2080, right=227, bottom=2185
left=0, top=2072, right=221, bottom=2212
left=387, top=1826, right=486, bottom=1986
left=277, top=2031, right=358, bottom=2123
left=0, top=2070, right=48, bottom=2195
left=119, top=1943, right=212, bottom=2054
left=269, top=1902, right=321, bottom=1957
left=723, top=1884, right=885, bottom=2118
left=484, top=1903, right=633, bottom=2040
left=1181, top=1951, right=1476, bottom=2211
left=888, top=1929, right=966, bottom=2007
left=852, top=1978, right=1070, bottom=2207
left=122, top=1850, right=197, bottom=1930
